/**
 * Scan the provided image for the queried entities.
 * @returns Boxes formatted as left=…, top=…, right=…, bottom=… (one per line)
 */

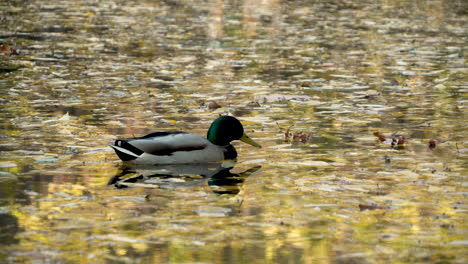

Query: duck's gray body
left=110, top=131, right=237, bottom=164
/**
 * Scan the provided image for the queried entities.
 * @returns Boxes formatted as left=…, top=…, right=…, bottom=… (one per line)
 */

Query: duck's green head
left=207, top=116, right=261, bottom=148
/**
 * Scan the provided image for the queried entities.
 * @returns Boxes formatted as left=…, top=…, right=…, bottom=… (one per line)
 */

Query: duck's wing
left=111, top=131, right=209, bottom=160
left=129, top=131, right=209, bottom=155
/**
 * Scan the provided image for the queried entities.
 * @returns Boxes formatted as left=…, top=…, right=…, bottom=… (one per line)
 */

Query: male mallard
left=110, top=116, right=261, bottom=164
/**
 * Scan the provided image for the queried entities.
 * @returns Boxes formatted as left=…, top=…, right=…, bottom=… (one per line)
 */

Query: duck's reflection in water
left=108, top=162, right=261, bottom=195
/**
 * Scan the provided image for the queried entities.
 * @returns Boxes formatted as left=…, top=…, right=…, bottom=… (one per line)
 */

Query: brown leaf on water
left=373, top=132, right=386, bottom=142
left=280, top=123, right=312, bottom=143
left=285, top=128, right=291, bottom=140
left=0, top=44, right=19, bottom=56
left=374, top=132, right=407, bottom=150
left=292, top=131, right=312, bottom=143
left=207, top=101, right=221, bottom=110
left=31, top=81, right=44, bottom=86
left=359, top=204, right=390, bottom=211
left=145, top=194, right=153, bottom=201
left=391, top=135, right=406, bottom=150
left=284, top=128, right=312, bottom=143
left=246, top=101, right=261, bottom=107
left=428, top=139, right=437, bottom=150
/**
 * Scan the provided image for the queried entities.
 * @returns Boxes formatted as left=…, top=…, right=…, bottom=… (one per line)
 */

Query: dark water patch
left=145, top=82, right=173, bottom=90
left=33, top=26, right=75, bottom=34
left=0, top=33, right=46, bottom=41
left=0, top=65, right=21, bottom=73
left=0, top=213, right=19, bottom=245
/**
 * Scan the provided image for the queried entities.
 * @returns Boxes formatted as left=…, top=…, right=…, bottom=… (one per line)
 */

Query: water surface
left=0, top=0, right=467, bottom=263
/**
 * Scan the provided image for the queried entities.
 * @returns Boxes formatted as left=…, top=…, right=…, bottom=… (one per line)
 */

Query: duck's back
left=110, top=131, right=228, bottom=164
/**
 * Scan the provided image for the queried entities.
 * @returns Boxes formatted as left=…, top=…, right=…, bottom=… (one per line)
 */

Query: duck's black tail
left=110, top=140, right=142, bottom=161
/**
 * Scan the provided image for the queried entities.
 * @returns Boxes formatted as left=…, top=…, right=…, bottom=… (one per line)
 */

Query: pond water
left=1, top=0, right=467, bottom=263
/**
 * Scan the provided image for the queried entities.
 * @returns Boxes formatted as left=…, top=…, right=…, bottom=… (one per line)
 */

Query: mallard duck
left=110, top=116, right=261, bottom=164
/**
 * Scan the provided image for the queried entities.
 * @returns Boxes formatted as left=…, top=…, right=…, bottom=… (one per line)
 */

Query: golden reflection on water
left=0, top=0, right=467, bottom=263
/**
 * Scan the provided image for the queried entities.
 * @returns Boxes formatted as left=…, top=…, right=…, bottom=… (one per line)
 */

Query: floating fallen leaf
left=374, top=132, right=407, bottom=149
left=31, top=81, right=44, bottom=85
left=0, top=44, right=19, bottom=56
left=246, top=101, right=261, bottom=107
left=283, top=126, right=312, bottom=143
left=391, top=135, right=406, bottom=150
left=42, top=112, right=71, bottom=124
left=58, top=112, right=70, bottom=121
left=359, top=204, right=390, bottom=211
left=160, top=119, right=177, bottom=124
left=207, top=101, right=221, bottom=110
left=292, top=131, right=312, bottom=143
left=429, top=139, right=437, bottom=150
left=285, top=128, right=291, bottom=140
left=373, top=132, right=386, bottom=142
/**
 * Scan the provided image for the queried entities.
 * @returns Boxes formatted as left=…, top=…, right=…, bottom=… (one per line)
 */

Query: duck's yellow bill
left=240, top=133, right=262, bottom=148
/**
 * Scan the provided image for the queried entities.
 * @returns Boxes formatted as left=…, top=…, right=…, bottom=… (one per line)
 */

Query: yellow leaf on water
left=58, top=112, right=70, bottom=121
left=160, top=119, right=177, bottom=124
left=241, top=121, right=259, bottom=125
